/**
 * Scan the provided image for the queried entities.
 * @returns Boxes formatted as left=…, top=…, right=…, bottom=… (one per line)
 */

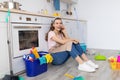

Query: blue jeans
left=51, top=43, right=84, bottom=65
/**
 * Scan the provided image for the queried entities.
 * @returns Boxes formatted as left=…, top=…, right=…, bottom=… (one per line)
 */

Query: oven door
left=11, top=23, right=41, bottom=58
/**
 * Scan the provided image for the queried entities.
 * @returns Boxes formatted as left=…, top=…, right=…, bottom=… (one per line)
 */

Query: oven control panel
left=10, top=13, right=53, bottom=24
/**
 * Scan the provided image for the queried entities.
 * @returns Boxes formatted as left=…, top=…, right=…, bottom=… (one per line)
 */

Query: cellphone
left=61, top=26, right=65, bottom=30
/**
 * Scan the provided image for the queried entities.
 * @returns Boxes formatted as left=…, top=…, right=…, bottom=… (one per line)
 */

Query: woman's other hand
left=71, top=39, right=79, bottom=44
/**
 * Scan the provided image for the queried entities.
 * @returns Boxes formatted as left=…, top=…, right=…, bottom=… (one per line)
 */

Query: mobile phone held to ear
left=61, top=26, right=65, bottom=30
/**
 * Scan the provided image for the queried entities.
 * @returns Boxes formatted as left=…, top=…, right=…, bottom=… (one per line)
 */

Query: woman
left=45, top=17, right=98, bottom=72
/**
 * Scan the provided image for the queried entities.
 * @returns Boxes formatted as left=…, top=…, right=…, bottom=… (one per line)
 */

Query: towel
left=53, top=0, right=60, bottom=10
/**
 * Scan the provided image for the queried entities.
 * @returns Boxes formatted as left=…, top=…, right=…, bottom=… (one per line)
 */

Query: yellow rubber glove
left=45, top=54, right=53, bottom=63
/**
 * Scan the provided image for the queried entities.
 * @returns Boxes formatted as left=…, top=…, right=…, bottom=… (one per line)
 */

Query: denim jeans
left=51, top=43, right=84, bottom=65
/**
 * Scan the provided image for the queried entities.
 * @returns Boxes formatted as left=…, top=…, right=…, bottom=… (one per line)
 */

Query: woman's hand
left=71, top=39, right=79, bottom=44
left=61, top=25, right=67, bottom=32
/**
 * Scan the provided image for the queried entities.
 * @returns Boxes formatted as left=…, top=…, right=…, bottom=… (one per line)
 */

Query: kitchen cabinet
left=61, top=0, right=78, bottom=4
left=63, top=19, right=87, bottom=44
left=39, top=17, right=53, bottom=51
left=0, top=12, right=10, bottom=78
left=79, top=21, right=87, bottom=44
left=39, top=25, right=50, bottom=51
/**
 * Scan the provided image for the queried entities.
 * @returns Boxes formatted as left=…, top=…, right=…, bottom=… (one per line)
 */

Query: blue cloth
left=53, top=0, right=60, bottom=10
left=51, top=43, right=84, bottom=65
left=38, top=56, right=47, bottom=65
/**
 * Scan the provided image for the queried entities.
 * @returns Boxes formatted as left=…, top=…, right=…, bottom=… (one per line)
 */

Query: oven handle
left=13, top=26, right=41, bottom=29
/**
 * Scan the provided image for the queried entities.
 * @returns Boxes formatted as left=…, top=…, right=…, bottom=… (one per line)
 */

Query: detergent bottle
left=31, top=47, right=40, bottom=59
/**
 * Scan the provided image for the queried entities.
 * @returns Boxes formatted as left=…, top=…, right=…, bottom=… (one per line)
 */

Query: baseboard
left=87, top=48, right=120, bottom=55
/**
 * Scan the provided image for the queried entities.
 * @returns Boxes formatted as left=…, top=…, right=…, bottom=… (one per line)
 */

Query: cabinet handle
left=14, top=26, right=41, bottom=29
left=65, top=21, right=69, bottom=23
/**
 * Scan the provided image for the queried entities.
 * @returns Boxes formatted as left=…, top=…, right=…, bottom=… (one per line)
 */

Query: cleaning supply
left=108, top=56, right=120, bottom=70
left=3, top=75, right=24, bottom=80
left=5, top=9, right=11, bottom=23
left=53, top=12, right=60, bottom=17
left=23, top=54, right=34, bottom=62
left=80, top=43, right=87, bottom=53
left=44, top=54, right=53, bottom=63
left=31, top=47, right=40, bottom=59
left=116, top=55, right=120, bottom=70
left=53, top=0, right=60, bottom=11
left=64, top=73, right=85, bottom=80
left=94, top=53, right=106, bottom=61
left=19, top=76, right=24, bottom=80
left=38, top=56, right=47, bottom=65
left=117, top=55, right=120, bottom=62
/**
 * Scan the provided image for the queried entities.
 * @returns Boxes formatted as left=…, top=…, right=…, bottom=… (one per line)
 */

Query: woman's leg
left=68, top=44, right=95, bottom=72
left=51, top=51, right=70, bottom=65
left=73, top=43, right=99, bottom=69
left=73, top=43, right=88, bottom=61
left=68, top=44, right=84, bottom=64
left=81, top=53, right=89, bottom=61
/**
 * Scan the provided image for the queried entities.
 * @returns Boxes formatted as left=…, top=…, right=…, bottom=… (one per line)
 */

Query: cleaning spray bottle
left=31, top=47, right=40, bottom=59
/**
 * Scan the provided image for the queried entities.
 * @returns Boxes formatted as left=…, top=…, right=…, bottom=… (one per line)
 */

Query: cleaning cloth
left=44, top=54, right=53, bottom=63
left=38, top=56, right=47, bottom=65
left=53, top=0, right=60, bottom=10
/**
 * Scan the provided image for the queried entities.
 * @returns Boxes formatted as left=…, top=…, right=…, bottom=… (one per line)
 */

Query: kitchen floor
left=21, top=49, right=120, bottom=80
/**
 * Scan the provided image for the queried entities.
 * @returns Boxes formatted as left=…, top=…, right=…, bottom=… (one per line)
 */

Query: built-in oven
left=11, top=24, right=41, bottom=58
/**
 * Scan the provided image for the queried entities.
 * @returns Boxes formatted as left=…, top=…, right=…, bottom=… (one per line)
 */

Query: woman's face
left=53, top=19, right=63, bottom=31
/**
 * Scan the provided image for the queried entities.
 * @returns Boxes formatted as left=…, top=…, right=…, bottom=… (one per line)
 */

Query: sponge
left=94, top=54, right=106, bottom=61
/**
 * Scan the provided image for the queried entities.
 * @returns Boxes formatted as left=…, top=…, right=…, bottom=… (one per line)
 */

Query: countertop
left=0, top=8, right=87, bottom=22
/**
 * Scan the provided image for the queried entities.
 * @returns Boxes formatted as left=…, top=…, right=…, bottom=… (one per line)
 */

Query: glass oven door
left=11, top=23, right=41, bottom=58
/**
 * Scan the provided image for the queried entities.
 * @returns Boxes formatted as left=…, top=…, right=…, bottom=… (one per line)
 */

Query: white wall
left=14, top=0, right=54, bottom=15
left=75, top=0, right=120, bottom=50
left=0, top=0, right=9, bottom=2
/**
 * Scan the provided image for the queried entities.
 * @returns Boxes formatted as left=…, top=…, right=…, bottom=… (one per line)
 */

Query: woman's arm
left=61, top=25, right=79, bottom=44
left=51, top=35, right=71, bottom=45
left=60, top=25, right=70, bottom=39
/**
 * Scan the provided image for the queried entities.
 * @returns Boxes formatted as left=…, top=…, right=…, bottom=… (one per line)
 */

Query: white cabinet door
left=62, top=19, right=72, bottom=38
left=39, top=17, right=53, bottom=51
left=0, top=22, right=10, bottom=78
left=78, top=21, right=87, bottom=44
left=62, top=19, right=87, bottom=44
left=63, top=19, right=78, bottom=39
left=70, top=20, right=79, bottom=40
left=39, top=25, right=50, bottom=51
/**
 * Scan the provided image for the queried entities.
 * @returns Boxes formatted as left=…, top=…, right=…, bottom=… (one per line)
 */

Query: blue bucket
left=80, top=43, right=87, bottom=53
left=23, top=51, right=48, bottom=77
